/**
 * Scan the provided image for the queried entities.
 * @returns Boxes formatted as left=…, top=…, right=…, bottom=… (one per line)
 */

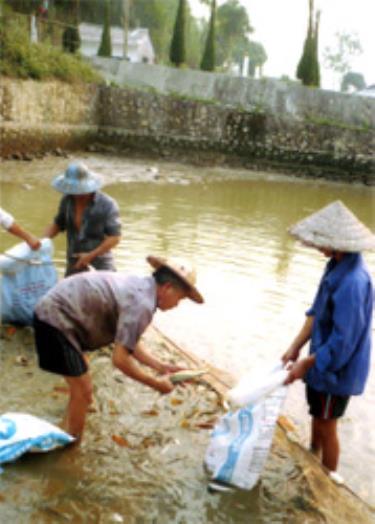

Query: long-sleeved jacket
left=305, top=253, right=373, bottom=396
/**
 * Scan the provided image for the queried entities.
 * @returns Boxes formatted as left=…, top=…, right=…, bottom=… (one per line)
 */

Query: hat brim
left=147, top=255, right=204, bottom=304
left=51, top=173, right=102, bottom=195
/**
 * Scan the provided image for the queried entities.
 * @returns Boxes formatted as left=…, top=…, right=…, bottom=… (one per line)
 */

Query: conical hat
left=147, top=255, right=204, bottom=304
left=288, top=200, right=375, bottom=252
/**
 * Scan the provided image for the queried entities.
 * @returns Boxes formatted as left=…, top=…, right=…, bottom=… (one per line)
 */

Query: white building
left=79, top=23, right=155, bottom=64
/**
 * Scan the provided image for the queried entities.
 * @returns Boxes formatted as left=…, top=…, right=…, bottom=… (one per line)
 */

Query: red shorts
left=306, top=386, right=350, bottom=419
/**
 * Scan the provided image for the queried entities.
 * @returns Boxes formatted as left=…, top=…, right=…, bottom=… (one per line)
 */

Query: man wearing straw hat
left=282, top=201, right=374, bottom=481
left=33, top=255, right=204, bottom=441
left=44, top=162, right=121, bottom=276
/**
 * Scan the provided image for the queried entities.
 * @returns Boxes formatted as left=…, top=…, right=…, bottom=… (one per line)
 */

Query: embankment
left=1, top=70, right=374, bottom=184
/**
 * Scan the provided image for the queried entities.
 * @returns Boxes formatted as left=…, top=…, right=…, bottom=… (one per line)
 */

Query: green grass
left=0, top=17, right=103, bottom=84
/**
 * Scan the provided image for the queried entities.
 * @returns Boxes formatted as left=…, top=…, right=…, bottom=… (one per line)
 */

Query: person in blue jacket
left=282, top=200, right=374, bottom=480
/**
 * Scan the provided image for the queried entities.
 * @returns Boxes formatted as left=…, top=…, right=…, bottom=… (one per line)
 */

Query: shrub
left=0, top=17, right=102, bottom=83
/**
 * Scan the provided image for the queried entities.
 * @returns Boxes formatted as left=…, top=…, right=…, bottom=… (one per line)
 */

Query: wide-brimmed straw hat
left=289, top=200, right=375, bottom=252
left=147, top=255, right=204, bottom=304
left=52, top=162, right=102, bottom=195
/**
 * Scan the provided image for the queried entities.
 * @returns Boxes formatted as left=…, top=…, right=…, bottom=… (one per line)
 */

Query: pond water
left=1, top=154, right=374, bottom=511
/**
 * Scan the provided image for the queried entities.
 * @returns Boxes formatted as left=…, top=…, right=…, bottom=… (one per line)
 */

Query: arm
left=282, top=315, right=314, bottom=365
left=309, top=278, right=371, bottom=375
left=133, top=340, right=182, bottom=374
left=8, top=223, right=41, bottom=250
left=112, top=343, right=174, bottom=394
left=73, top=235, right=120, bottom=270
left=44, top=222, right=61, bottom=238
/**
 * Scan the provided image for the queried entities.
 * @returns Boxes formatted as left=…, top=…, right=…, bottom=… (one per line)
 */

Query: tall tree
left=62, top=0, right=81, bottom=54
left=296, top=0, right=320, bottom=87
left=312, top=8, right=321, bottom=86
left=98, top=0, right=112, bottom=57
left=215, top=0, right=253, bottom=68
left=169, top=0, right=186, bottom=66
left=324, top=31, right=363, bottom=88
left=233, top=39, right=267, bottom=77
left=200, top=0, right=216, bottom=71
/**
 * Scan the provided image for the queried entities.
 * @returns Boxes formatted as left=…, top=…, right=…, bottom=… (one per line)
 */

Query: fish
left=169, top=369, right=208, bottom=384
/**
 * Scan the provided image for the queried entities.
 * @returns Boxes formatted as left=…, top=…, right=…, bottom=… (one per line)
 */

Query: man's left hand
left=160, top=363, right=185, bottom=375
left=73, top=252, right=94, bottom=270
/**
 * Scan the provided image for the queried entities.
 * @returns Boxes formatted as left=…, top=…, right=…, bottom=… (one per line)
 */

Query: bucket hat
left=147, top=255, right=204, bottom=304
left=51, top=162, right=102, bottom=195
left=289, top=200, right=375, bottom=252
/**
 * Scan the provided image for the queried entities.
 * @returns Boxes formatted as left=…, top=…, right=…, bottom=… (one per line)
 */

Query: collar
left=324, top=252, right=362, bottom=289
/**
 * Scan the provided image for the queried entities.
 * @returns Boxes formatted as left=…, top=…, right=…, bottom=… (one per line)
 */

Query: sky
left=190, top=0, right=375, bottom=90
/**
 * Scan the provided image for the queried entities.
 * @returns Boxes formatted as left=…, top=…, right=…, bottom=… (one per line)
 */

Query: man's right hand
left=154, top=376, right=174, bottom=394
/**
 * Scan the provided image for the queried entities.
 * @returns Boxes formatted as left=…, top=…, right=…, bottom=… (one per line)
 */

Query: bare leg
left=312, top=417, right=339, bottom=471
left=310, top=417, right=322, bottom=458
left=62, top=372, right=93, bottom=441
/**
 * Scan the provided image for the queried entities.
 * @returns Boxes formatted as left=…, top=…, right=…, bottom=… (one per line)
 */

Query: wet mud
left=0, top=325, right=374, bottom=524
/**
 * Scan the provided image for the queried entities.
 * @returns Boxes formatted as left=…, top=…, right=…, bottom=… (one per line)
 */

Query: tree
left=5, top=0, right=38, bottom=14
left=61, top=0, right=81, bottom=54
left=215, top=0, right=253, bottom=68
left=62, top=25, right=81, bottom=53
left=98, top=0, right=112, bottom=57
left=312, top=9, right=321, bottom=86
left=341, top=71, right=366, bottom=93
left=296, top=0, right=320, bottom=87
left=169, top=0, right=186, bottom=66
left=324, top=31, right=363, bottom=86
left=245, top=41, right=267, bottom=77
left=200, top=0, right=216, bottom=71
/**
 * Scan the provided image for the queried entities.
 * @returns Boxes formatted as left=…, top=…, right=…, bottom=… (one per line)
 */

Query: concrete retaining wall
left=0, top=79, right=99, bottom=157
left=1, top=74, right=374, bottom=184
left=89, top=59, right=375, bottom=129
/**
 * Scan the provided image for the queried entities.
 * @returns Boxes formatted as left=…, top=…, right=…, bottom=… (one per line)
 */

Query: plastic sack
left=204, top=362, right=287, bottom=491
left=0, top=239, right=58, bottom=326
left=226, top=362, right=288, bottom=409
left=0, top=412, right=74, bottom=470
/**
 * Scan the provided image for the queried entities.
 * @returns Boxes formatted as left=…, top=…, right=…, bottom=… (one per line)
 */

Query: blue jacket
left=305, top=253, right=373, bottom=396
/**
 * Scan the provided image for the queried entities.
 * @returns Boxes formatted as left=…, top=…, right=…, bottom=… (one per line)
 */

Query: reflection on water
left=1, top=154, right=374, bottom=507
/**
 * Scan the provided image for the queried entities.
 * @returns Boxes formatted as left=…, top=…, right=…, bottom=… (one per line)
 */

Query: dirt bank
left=0, top=324, right=373, bottom=523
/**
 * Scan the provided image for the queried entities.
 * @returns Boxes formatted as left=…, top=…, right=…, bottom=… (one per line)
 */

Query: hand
left=73, top=252, right=93, bottom=270
left=27, top=236, right=41, bottom=250
left=281, top=347, right=299, bottom=366
left=154, top=376, right=174, bottom=394
left=160, top=363, right=185, bottom=375
left=284, top=357, right=312, bottom=385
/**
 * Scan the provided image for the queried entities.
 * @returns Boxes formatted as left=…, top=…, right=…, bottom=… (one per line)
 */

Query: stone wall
left=0, top=79, right=99, bottom=157
left=89, top=59, right=375, bottom=129
left=97, top=85, right=374, bottom=184
left=1, top=75, right=374, bottom=184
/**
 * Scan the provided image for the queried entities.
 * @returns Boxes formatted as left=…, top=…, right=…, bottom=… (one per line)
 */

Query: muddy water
left=1, top=154, right=374, bottom=515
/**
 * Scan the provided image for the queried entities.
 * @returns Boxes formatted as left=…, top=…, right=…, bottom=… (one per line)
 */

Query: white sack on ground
left=0, top=412, right=74, bottom=469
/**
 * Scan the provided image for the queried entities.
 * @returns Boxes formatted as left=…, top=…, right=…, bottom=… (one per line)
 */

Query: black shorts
left=306, top=385, right=350, bottom=419
left=33, top=315, right=88, bottom=377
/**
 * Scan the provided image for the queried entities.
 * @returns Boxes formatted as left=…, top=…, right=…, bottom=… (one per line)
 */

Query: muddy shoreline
left=0, top=324, right=374, bottom=523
